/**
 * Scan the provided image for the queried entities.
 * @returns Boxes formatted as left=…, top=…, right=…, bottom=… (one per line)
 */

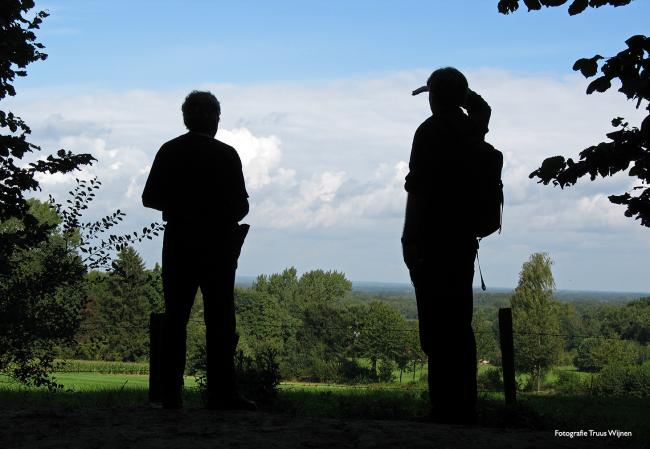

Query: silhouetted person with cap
left=142, top=90, right=255, bottom=410
left=402, top=67, right=491, bottom=424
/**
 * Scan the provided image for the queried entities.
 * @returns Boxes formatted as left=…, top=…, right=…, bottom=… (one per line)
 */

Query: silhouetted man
left=142, top=90, right=255, bottom=410
left=402, top=67, right=491, bottom=424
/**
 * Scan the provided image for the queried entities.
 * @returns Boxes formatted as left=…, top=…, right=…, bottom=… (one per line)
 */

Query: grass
left=276, top=382, right=431, bottom=420
left=0, top=373, right=199, bottom=408
left=2, top=372, right=198, bottom=391
left=54, top=359, right=150, bottom=375
left=522, top=395, right=650, bottom=443
left=1, top=371, right=648, bottom=445
left=543, top=365, right=593, bottom=385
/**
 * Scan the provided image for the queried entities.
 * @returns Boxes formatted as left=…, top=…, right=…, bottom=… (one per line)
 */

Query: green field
left=2, top=368, right=648, bottom=444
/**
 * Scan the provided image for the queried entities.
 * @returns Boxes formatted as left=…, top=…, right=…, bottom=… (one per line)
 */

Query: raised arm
left=464, top=89, right=491, bottom=138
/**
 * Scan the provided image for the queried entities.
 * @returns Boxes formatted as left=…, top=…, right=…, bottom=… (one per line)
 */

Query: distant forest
left=53, top=247, right=649, bottom=395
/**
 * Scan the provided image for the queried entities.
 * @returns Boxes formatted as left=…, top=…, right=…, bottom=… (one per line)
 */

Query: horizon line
left=234, top=275, right=649, bottom=296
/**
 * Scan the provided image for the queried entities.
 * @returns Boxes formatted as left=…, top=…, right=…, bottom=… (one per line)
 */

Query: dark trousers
left=410, top=246, right=477, bottom=414
left=161, top=221, right=238, bottom=400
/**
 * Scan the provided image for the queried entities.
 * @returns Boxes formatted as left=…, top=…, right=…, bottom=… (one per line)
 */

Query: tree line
left=47, top=238, right=649, bottom=391
left=2, top=199, right=649, bottom=393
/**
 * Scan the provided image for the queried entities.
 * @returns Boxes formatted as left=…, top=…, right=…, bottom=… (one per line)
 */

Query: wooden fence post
left=498, top=307, right=516, bottom=405
left=149, top=312, right=164, bottom=403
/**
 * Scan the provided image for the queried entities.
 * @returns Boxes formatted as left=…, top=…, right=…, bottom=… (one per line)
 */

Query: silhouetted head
left=182, top=91, right=221, bottom=136
left=413, top=67, right=468, bottom=113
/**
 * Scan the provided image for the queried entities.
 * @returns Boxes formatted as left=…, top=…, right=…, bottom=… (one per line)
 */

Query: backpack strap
left=476, top=238, right=487, bottom=291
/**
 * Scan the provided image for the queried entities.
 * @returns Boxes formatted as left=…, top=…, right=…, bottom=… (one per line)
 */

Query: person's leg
left=455, top=259, right=477, bottom=414
left=199, top=238, right=256, bottom=411
left=411, top=266, right=439, bottom=410
left=415, top=248, right=477, bottom=423
left=161, top=224, right=199, bottom=408
left=434, top=249, right=477, bottom=420
left=200, top=254, right=238, bottom=403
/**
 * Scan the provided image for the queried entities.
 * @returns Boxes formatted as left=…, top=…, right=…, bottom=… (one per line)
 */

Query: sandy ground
left=0, top=406, right=629, bottom=449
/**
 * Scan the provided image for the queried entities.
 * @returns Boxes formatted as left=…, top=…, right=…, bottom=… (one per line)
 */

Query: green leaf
left=608, top=193, right=630, bottom=205
left=586, top=76, right=611, bottom=94
left=498, top=0, right=520, bottom=14
left=611, top=117, right=625, bottom=127
left=572, top=55, right=603, bottom=78
left=625, top=35, right=647, bottom=51
left=541, top=0, right=568, bottom=6
left=589, top=0, right=608, bottom=6
left=568, top=0, right=588, bottom=14
left=524, top=0, right=542, bottom=10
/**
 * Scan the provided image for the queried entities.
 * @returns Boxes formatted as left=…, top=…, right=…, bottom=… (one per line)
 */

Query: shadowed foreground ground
left=1, top=405, right=625, bottom=449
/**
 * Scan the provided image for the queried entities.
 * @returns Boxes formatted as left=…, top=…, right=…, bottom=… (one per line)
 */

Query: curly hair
left=181, top=90, right=221, bottom=132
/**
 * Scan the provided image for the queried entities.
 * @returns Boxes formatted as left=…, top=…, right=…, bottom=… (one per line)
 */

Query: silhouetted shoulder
left=212, top=138, right=244, bottom=167
left=156, top=133, right=243, bottom=168
left=143, top=132, right=248, bottom=222
left=414, top=116, right=442, bottom=136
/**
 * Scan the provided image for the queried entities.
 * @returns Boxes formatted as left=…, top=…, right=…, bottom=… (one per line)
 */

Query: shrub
left=477, top=367, right=503, bottom=392
left=574, top=338, right=638, bottom=373
left=378, top=360, right=396, bottom=383
left=637, top=344, right=650, bottom=365
left=554, top=370, right=587, bottom=395
left=233, top=348, right=281, bottom=404
left=304, top=356, right=339, bottom=383
left=194, top=346, right=281, bottom=405
left=337, top=358, right=374, bottom=384
left=590, top=363, right=650, bottom=397
left=515, top=373, right=531, bottom=392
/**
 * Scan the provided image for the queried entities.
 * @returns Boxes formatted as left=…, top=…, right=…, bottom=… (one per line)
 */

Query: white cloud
left=300, top=171, right=345, bottom=203
left=7, top=69, right=649, bottom=290
left=217, top=127, right=291, bottom=192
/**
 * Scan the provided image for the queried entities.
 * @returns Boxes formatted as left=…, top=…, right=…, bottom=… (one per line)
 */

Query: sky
left=6, top=0, right=650, bottom=292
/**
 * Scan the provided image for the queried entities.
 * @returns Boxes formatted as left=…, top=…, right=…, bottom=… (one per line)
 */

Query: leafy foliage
left=354, top=301, right=409, bottom=379
left=590, top=362, right=650, bottom=396
left=474, top=308, right=501, bottom=363
left=70, top=247, right=163, bottom=362
left=0, top=1, right=95, bottom=274
left=49, top=178, right=164, bottom=270
left=0, top=1, right=99, bottom=389
left=0, top=0, right=162, bottom=383
left=477, top=367, right=505, bottom=392
left=497, top=0, right=633, bottom=15
left=0, top=200, right=86, bottom=389
left=499, top=1, right=650, bottom=227
left=187, top=267, right=423, bottom=385
left=194, top=347, right=282, bottom=405
left=296, top=269, right=352, bottom=305
left=553, top=370, right=587, bottom=394
left=511, top=253, right=563, bottom=391
left=573, top=337, right=639, bottom=372
left=235, top=287, right=299, bottom=369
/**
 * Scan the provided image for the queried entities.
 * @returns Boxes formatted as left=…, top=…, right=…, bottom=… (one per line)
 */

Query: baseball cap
left=412, top=85, right=429, bottom=96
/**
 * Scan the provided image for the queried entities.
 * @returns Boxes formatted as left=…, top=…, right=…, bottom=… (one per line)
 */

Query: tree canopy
left=498, top=0, right=650, bottom=227
left=511, top=253, right=563, bottom=391
left=497, top=0, right=633, bottom=15
left=0, top=199, right=86, bottom=387
left=0, top=2, right=163, bottom=386
left=0, top=1, right=95, bottom=273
